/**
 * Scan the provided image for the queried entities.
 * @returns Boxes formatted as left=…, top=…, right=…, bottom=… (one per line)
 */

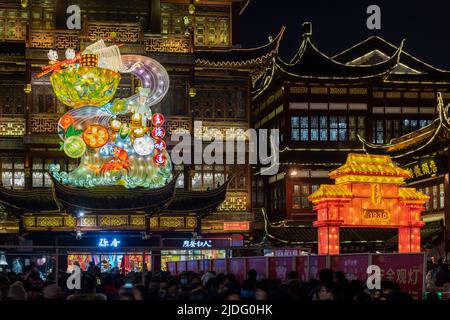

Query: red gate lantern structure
left=309, top=153, right=429, bottom=255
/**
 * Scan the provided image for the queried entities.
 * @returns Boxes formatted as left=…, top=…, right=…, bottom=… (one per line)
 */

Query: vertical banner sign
left=372, top=253, right=426, bottom=299
left=229, top=258, right=246, bottom=282
left=309, top=255, right=327, bottom=280
left=176, top=261, right=187, bottom=275
left=268, top=257, right=294, bottom=282
left=296, top=256, right=309, bottom=281
left=213, top=259, right=228, bottom=274
left=246, top=257, right=268, bottom=280
left=330, top=254, right=370, bottom=282
left=187, top=260, right=199, bottom=273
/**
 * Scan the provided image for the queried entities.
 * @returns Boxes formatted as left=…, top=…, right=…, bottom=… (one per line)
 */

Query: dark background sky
left=240, top=0, right=450, bottom=68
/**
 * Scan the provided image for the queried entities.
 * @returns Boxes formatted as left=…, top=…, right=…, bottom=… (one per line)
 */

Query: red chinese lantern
left=153, top=152, right=167, bottom=166
left=151, top=127, right=166, bottom=139
left=154, top=138, right=166, bottom=152
left=151, top=113, right=165, bottom=127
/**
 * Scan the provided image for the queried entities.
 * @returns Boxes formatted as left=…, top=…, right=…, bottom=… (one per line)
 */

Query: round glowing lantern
left=110, top=119, right=122, bottom=132
left=131, top=127, right=147, bottom=139
left=60, top=113, right=74, bottom=129
left=154, top=138, right=166, bottom=152
left=64, top=135, right=86, bottom=158
left=50, top=66, right=121, bottom=108
left=82, top=124, right=110, bottom=148
left=153, top=152, right=167, bottom=166
left=151, top=127, right=166, bottom=139
left=133, top=136, right=154, bottom=156
left=151, top=113, right=165, bottom=127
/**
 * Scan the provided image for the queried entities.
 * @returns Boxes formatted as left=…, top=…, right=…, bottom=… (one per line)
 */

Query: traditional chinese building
left=0, top=0, right=282, bottom=270
left=359, top=92, right=450, bottom=256
left=252, top=22, right=447, bottom=253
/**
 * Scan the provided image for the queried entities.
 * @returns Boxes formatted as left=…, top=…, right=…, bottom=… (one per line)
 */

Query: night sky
left=240, top=0, right=450, bottom=68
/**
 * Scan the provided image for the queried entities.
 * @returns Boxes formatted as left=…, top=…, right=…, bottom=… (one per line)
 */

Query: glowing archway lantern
left=133, top=136, right=154, bottom=156
left=309, top=153, right=428, bottom=255
left=151, top=113, right=165, bottom=127
left=82, top=124, right=110, bottom=148
left=151, top=127, right=166, bottom=139
left=64, top=135, right=87, bottom=158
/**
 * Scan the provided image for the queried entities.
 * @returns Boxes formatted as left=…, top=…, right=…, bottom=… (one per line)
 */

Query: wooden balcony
left=28, top=24, right=192, bottom=54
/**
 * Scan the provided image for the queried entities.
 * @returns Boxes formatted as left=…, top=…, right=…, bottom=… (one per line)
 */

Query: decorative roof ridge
left=199, top=26, right=285, bottom=54
left=329, top=153, right=411, bottom=179
left=333, top=35, right=450, bottom=74
left=273, top=37, right=402, bottom=80
left=358, top=93, right=450, bottom=157
left=398, top=187, right=430, bottom=200
left=194, top=26, right=286, bottom=67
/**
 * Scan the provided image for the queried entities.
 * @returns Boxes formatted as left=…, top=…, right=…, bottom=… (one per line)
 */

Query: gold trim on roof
left=329, top=153, right=411, bottom=183
left=398, top=188, right=429, bottom=201
left=308, top=184, right=353, bottom=202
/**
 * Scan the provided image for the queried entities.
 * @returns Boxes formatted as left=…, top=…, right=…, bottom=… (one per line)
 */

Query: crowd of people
left=1, top=258, right=446, bottom=301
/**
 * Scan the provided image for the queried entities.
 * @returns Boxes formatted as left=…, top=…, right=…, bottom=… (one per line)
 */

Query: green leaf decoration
left=74, top=129, right=82, bottom=136
left=65, top=125, right=75, bottom=138
left=59, top=141, right=65, bottom=151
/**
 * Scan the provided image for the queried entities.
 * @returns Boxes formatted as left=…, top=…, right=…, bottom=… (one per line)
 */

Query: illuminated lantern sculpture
left=133, top=136, right=154, bottom=156
left=46, top=39, right=173, bottom=189
left=151, top=127, right=166, bottom=139
left=309, top=153, right=429, bottom=255
left=151, top=113, right=165, bottom=127
left=63, top=135, right=87, bottom=158
left=82, top=124, right=110, bottom=148
left=60, top=113, right=74, bottom=129
left=153, top=152, right=167, bottom=166
left=50, top=66, right=121, bottom=108
left=154, top=139, right=166, bottom=152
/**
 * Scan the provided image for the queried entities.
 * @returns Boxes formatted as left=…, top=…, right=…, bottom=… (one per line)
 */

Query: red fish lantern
left=151, top=113, right=165, bottom=127
left=151, top=127, right=166, bottom=139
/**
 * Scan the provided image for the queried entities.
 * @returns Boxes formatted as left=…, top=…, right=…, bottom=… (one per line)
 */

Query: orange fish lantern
left=60, top=113, right=74, bottom=129
left=82, top=124, right=110, bottom=148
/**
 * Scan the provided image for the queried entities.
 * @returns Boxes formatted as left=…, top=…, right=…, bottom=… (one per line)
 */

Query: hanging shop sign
left=405, top=155, right=446, bottom=182
left=162, top=238, right=233, bottom=249
left=97, top=237, right=121, bottom=248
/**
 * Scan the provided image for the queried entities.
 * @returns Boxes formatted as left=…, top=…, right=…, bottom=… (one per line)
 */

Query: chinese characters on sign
left=98, top=238, right=121, bottom=248
left=372, top=253, right=425, bottom=299
left=182, top=240, right=213, bottom=248
left=405, top=156, right=445, bottom=182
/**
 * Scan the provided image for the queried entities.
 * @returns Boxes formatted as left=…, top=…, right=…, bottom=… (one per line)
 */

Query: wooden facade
left=0, top=0, right=272, bottom=240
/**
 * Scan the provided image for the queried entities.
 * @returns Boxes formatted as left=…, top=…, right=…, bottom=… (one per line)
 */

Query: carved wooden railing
left=28, top=29, right=80, bottom=50
left=28, top=24, right=192, bottom=54
left=29, top=114, right=60, bottom=133
left=143, top=33, right=192, bottom=53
